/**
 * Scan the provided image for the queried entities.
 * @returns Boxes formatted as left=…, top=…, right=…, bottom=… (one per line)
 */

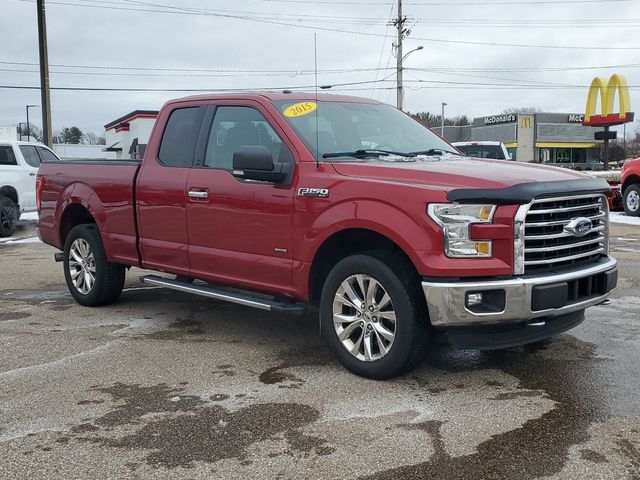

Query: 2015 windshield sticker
left=283, top=101, right=317, bottom=118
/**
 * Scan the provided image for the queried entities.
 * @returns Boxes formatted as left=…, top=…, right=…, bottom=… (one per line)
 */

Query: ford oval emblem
left=564, top=217, right=593, bottom=237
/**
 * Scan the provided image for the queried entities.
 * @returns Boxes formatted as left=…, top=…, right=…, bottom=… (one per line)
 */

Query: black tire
left=63, top=224, right=125, bottom=306
left=0, top=196, right=19, bottom=237
left=320, top=252, right=429, bottom=379
left=623, top=184, right=640, bottom=217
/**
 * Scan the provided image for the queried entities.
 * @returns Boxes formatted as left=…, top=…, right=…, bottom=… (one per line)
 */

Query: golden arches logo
left=584, top=74, right=633, bottom=126
left=520, top=116, right=532, bottom=128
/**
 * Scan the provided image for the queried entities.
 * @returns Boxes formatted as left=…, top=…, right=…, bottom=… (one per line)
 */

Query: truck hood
left=330, top=155, right=589, bottom=191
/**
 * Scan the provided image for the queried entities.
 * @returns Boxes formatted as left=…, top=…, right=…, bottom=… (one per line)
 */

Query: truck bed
left=38, top=159, right=142, bottom=266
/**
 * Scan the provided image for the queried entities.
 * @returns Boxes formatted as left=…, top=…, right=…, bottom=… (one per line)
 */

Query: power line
left=0, top=77, right=397, bottom=92
left=410, top=63, right=640, bottom=72
left=78, top=0, right=640, bottom=27
left=0, top=66, right=398, bottom=78
left=4, top=59, right=640, bottom=75
left=3, top=77, right=640, bottom=92
left=45, top=0, right=640, bottom=25
left=13, top=0, right=640, bottom=50
left=371, top=1, right=395, bottom=97
left=184, top=0, right=632, bottom=5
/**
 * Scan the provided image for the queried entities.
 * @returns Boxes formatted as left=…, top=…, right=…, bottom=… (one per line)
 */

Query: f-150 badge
left=298, top=188, right=329, bottom=198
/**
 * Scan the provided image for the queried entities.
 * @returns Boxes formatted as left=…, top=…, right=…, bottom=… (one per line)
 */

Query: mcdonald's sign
left=583, top=74, right=634, bottom=126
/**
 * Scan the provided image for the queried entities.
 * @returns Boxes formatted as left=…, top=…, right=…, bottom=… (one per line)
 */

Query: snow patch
left=610, top=212, right=640, bottom=226
left=0, top=236, right=42, bottom=245
left=20, top=212, right=39, bottom=221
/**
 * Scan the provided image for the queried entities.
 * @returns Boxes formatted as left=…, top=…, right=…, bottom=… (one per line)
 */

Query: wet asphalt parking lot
left=1, top=217, right=640, bottom=480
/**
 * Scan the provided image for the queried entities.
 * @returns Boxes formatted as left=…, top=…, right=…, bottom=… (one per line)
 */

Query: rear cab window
left=36, top=146, right=60, bottom=163
left=0, top=145, right=18, bottom=166
left=19, top=145, right=41, bottom=167
left=158, top=107, right=205, bottom=167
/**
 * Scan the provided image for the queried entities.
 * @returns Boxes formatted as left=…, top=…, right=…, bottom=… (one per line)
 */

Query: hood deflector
left=447, top=178, right=611, bottom=205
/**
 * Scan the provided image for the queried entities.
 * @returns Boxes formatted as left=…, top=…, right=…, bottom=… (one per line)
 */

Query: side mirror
left=232, top=146, right=287, bottom=183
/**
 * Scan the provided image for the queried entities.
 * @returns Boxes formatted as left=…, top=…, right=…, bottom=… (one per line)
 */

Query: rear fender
left=56, top=182, right=108, bottom=251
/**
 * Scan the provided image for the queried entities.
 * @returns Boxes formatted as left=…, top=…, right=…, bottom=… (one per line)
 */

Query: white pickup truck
left=0, top=140, right=60, bottom=236
left=452, top=141, right=512, bottom=161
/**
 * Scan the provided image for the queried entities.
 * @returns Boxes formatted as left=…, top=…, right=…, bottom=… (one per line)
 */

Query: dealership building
left=443, top=112, right=605, bottom=168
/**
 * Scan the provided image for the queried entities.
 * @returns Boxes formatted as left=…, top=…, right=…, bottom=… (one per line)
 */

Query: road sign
left=595, top=130, right=617, bottom=141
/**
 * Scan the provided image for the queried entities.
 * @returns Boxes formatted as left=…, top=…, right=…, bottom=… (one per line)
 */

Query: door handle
left=188, top=190, right=209, bottom=199
left=29, top=173, right=36, bottom=176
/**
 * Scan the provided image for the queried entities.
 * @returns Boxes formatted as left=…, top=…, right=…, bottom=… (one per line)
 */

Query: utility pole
left=441, top=102, right=447, bottom=137
left=37, top=0, right=53, bottom=147
left=395, top=0, right=404, bottom=110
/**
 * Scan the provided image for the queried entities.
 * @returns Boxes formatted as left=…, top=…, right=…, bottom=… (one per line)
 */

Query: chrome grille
left=522, top=194, right=608, bottom=273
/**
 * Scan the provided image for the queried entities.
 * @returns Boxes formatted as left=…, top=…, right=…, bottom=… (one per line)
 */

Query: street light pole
left=25, top=104, right=38, bottom=142
left=396, top=45, right=423, bottom=111
left=441, top=102, right=447, bottom=137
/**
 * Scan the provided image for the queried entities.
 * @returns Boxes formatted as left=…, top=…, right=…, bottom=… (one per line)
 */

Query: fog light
left=466, top=292, right=484, bottom=307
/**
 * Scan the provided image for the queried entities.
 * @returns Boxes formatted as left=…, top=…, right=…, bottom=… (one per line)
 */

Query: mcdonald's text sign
left=583, top=74, right=634, bottom=127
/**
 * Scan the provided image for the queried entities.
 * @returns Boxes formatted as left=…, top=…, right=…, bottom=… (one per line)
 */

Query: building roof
left=104, top=110, right=159, bottom=130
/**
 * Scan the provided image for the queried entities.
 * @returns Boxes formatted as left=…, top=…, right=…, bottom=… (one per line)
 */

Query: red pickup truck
left=37, top=92, right=617, bottom=379
left=621, top=157, right=640, bottom=216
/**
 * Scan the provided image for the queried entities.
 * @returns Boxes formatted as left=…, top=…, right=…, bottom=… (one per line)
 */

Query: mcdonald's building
left=442, top=112, right=605, bottom=169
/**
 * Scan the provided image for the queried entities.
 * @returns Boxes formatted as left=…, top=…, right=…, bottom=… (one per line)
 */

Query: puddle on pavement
left=0, top=311, right=32, bottom=321
left=61, top=382, right=328, bottom=468
left=359, top=335, right=612, bottom=480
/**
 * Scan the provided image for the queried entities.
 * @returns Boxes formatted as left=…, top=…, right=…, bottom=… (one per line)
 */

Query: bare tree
left=409, top=112, right=472, bottom=128
left=17, top=124, right=43, bottom=142
left=500, top=107, right=542, bottom=114
left=83, top=131, right=106, bottom=145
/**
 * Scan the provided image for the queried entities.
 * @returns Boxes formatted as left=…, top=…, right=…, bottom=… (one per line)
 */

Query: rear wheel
left=0, top=196, right=19, bottom=237
left=320, top=252, right=429, bottom=379
left=63, top=224, right=125, bottom=306
left=623, top=184, right=640, bottom=217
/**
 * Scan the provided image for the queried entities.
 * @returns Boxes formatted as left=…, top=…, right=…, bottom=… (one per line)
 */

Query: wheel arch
left=55, top=182, right=108, bottom=247
left=59, top=202, right=98, bottom=248
left=622, top=174, right=640, bottom=193
left=308, top=227, right=421, bottom=305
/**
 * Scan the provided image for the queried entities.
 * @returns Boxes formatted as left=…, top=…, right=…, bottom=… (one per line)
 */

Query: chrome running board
left=139, top=275, right=306, bottom=315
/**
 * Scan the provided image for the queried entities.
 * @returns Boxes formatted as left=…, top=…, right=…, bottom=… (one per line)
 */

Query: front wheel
left=623, top=184, right=640, bottom=217
left=63, top=224, right=126, bottom=306
left=320, top=252, right=429, bottom=379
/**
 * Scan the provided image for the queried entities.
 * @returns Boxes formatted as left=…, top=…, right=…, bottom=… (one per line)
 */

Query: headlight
left=427, top=203, right=496, bottom=258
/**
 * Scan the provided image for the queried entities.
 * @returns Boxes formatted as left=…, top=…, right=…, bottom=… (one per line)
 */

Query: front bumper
left=422, top=256, right=617, bottom=327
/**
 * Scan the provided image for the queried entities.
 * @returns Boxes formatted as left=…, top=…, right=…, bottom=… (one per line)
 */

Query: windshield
left=273, top=100, right=458, bottom=160
left=455, top=144, right=506, bottom=160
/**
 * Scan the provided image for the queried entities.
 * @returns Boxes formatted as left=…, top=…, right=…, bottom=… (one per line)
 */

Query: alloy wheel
left=627, top=190, right=639, bottom=212
left=68, top=238, right=97, bottom=294
left=332, top=274, right=396, bottom=362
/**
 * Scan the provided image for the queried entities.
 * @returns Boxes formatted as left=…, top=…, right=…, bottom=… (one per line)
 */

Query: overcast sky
left=2, top=0, right=640, bottom=136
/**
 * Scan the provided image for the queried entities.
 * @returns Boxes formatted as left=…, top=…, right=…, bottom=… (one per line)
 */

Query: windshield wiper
left=322, top=149, right=413, bottom=159
left=408, top=148, right=461, bottom=156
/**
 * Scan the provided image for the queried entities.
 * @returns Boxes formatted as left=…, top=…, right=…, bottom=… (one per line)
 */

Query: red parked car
left=37, top=93, right=617, bottom=378
left=621, top=157, right=640, bottom=216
